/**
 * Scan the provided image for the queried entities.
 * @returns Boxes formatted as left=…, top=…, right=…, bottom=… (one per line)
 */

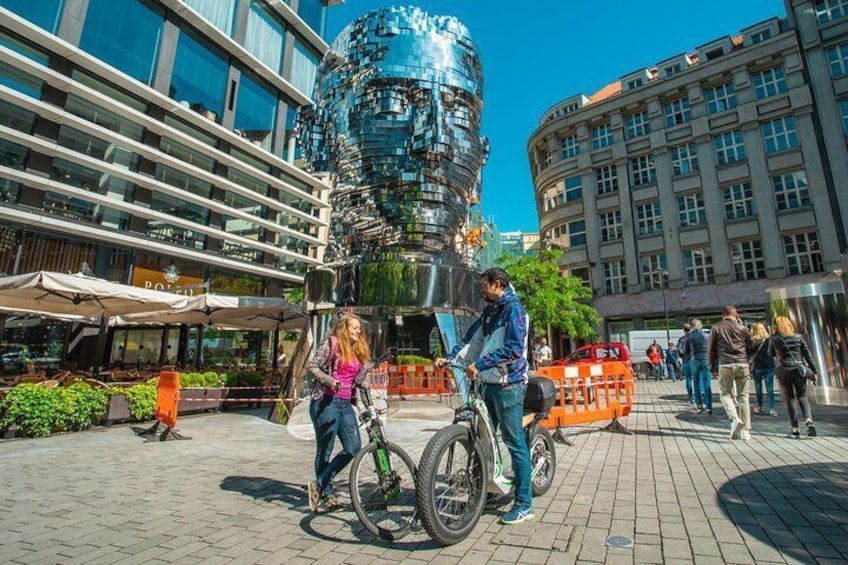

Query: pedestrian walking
left=677, top=324, right=694, bottom=403
left=749, top=322, right=776, bottom=416
left=647, top=340, right=664, bottom=380
left=684, top=319, right=712, bottom=414
left=537, top=338, right=552, bottom=368
left=709, top=305, right=752, bottom=441
left=768, top=316, right=819, bottom=438
left=665, top=342, right=680, bottom=382
left=305, top=314, right=371, bottom=511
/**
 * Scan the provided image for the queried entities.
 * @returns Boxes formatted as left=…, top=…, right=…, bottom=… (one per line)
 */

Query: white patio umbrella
left=0, top=271, right=190, bottom=318
left=113, top=294, right=304, bottom=331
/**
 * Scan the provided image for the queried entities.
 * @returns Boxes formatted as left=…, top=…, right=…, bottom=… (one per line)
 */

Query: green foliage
left=0, top=383, right=108, bottom=437
left=396, top=355, right=434, bottom=365
left=222, top=371, right=263, bottom=387
left=285, top=286, right=304, bottom=305
left=59, top=383, right=109, bottom=431
left=179, top=372, right=224, bottom=387
left=498, top=249, right=599, bottom=339
left=123, top=383, right=157, bottom=420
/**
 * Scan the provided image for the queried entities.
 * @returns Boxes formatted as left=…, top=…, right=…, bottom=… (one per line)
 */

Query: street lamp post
left=660, top=270, right=670, bottom=346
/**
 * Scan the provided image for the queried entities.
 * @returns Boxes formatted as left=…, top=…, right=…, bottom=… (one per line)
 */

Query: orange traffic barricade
left=138, top=371, right=191, bottom=441
left=536, top=361, right=635, bottom=438
left=387, top=365, right=452, bottom=398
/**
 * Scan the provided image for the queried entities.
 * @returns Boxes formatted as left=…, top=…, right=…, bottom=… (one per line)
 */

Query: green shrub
left=0, top=383, right=108, bottom=437
left=59, top=383, right=108, bottom=431
left=179, top=372, right=202, bottom=387
left=123, top=383, right=157, bottom=420
left=202, top=371, right=223, bottom=387
left=396, top=355, right=434, bottom=366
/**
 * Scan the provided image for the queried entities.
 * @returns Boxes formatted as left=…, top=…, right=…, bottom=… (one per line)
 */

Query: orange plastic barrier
left=536, top=361, right=635, bottom=433
left=387, top=365, right=452, bottom=398
left=138, top=371, right=190, bottom=441
left=155, top=371, right=181, bottom=429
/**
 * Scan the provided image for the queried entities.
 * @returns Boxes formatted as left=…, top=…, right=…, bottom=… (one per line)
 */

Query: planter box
left=178, top=388, right=223, bottom=414
left=103, top=393, right=132, bottom=425
left=221, top=386, right=271, bottom=411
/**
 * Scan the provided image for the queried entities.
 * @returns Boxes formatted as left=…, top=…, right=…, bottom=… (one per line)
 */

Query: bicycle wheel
left=416, top=424, right=487, bottom=546
left=349, top=441, right=417, bottom=541
left=529, top=427, right=556, bottom=497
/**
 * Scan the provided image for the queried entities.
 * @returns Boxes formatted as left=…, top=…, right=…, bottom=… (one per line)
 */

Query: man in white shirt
left=537, top=338, right=553, bottom=368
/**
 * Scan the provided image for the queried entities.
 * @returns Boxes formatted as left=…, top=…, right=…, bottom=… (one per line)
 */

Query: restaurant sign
left=131, top=265, right=205, bottom=295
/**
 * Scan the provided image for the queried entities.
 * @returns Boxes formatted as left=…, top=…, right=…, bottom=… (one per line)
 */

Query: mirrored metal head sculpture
left=300, top=6, right=487, bottom=265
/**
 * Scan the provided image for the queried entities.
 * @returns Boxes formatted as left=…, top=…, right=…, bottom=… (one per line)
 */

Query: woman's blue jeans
left=482, top=381, right=532, bottom=510
left=683, top=360, right=694, bottom=403
left=753, top=369, right=776, bottom=411
left=310, top=396, right=361, bottom=496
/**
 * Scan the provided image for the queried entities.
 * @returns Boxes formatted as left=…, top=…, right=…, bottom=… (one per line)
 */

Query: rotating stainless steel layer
left=299, top=6, right=487, bottom=264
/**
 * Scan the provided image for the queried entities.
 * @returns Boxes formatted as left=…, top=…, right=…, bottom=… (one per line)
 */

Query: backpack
left=308, top=335, right=339, bottom=398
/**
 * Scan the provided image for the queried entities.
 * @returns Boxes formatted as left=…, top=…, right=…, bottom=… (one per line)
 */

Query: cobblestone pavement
left=2, top=380, right=848, bottom=564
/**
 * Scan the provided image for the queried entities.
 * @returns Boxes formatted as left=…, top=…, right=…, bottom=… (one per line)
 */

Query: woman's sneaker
left=806, top=422, right=817, bottom=437
left=323, top=494, right=344, bottom=511
left=307, top=481, right=320, bottom=512
left=501, top=505, right=534, bottom=525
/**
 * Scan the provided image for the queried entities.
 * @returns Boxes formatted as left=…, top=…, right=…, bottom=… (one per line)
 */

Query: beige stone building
left=529, top=0, right=848, bottom=344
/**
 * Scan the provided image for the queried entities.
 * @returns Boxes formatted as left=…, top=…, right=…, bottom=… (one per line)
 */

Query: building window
left=234, top=72, right=277, bottom=153
left=713, top=130, right=746, bottom=165
left=827, top=44, right=848, bottom=76
left=603, top=260, right=627, bottom=294
left=671, top=143, right=699, bottom=176
left=841, top=100, right=848, bottom=134
left=626, top=78, right=643, bottom=90
left=626, top=111, right=650, bottom=138
left=641, top=254, right=667, bottom=289
left=684, top=248, right=714, bottom=285
left=664, top=63, right=682, bottom=76
left=296, top=0, right=327, bottom=37
left=784, top=232, right=823, bottom=274
left=816, top=0, right=848, bottom=23
left=564, top=175, right=582, bottom=203
left=730, top=240, right=766, bottom=281
left=723, top=181, right=756, bottom=219
left=183, top=0, right=238, bottom=36
left=599, top=210, right=622, bottom=242
left=567, top=219, right=586, bottom=247
left=752, top=65, right=787, bottom=99
left=79, top=0, right=164, bottom=86
left=0, top=99, right=38, bottom=134
left=291, top=39, right=320, bottom=98
left=630, top=154, right=656, bottom=186
left=0, top=61, right=44, bottom=99
left=160, top=137, right=215, bottom=172
left=677, top=192, right=706, bottom=227
left=561, top=135, right=579, bottom=159
left=705, top=82, right=736, bottom=114
left=664, top=97, right=691, bottom=127
left=773, top=170, right=811, bottom=210
left=0, top=0, right=65, bottom=33
left=636, top=201, right=662, bottom=235
left=595, top=164, right=619, bottom=195
left=592, top=122, right=614, bottom=149
left=543, top=183, right=563, bottom=211
left=244, top=0, right=285, bottom=72
left=750, top=30, right=772, bottom=44
left=762, top=115, right=799, bottom=153
left=170, top=30, right=229, bottom=124
left=535, top=145, right=550, bottom=173
left=0, top=138, right=28, bottom=171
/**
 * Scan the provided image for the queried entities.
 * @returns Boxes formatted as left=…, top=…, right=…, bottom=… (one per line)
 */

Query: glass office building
left=0, top=0, right=337, bottom=367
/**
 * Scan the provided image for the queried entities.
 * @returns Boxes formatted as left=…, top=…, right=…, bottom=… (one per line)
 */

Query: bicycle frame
left=357, top=384, right=403, bottom=501
left=446, top=366, right=548, bottom=495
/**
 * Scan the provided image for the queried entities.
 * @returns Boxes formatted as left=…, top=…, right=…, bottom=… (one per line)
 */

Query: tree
left=498, top=249, right=598, bottom=339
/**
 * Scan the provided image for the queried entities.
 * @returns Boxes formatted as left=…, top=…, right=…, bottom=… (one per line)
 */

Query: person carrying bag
left=768, top=316, right=818, bottom=438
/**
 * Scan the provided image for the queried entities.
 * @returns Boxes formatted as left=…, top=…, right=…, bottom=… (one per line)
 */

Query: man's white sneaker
left=730, top=418, right=744, bottom=440
left=741, top=430, right=751, bottom=441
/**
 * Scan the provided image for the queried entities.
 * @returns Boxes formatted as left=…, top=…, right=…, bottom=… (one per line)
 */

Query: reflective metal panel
left=768, top=281, right=848, bottom=405
left=299, top=6, right=487, bottom=264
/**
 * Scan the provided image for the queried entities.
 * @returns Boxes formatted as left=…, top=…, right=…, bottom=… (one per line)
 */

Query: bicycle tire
left=349, top=441, right=417, bottom=541
left=416, top=424, right=487, bottom=546
left=529, top=427, right=556, bottom=497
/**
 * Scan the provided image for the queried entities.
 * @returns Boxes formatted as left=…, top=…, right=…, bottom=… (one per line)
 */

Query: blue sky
left=325, top=1, right=787, bottom=233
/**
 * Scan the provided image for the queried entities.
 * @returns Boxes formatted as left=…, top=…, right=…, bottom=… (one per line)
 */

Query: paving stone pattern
left=2, top=381, right=848, bottom=564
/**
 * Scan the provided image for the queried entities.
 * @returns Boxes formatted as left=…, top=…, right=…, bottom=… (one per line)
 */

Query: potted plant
left=178, top=371, right=224, bottom=414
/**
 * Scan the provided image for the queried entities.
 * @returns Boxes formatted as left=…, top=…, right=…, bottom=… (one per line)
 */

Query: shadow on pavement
left=717, top=462, right=848, bottom=563
left=298, top=512, right=439, bottom=550
left=221, top=475, right=310, bottom=513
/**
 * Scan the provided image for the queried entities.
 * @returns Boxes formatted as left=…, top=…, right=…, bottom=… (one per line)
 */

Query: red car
left=553, top=342, right=631, bottom=368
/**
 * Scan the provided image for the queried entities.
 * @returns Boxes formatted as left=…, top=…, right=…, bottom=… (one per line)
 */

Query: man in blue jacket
left=684, top=318, right=712, bottom=415
left=436, top=267, right=531, bottom=524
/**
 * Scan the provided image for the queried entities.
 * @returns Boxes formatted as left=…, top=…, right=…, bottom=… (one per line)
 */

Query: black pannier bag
left=524, top=376, right=557, bottom=413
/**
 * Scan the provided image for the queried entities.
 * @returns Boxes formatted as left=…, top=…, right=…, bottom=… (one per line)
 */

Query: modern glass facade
left=0, top=0, right=335, bottom=367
